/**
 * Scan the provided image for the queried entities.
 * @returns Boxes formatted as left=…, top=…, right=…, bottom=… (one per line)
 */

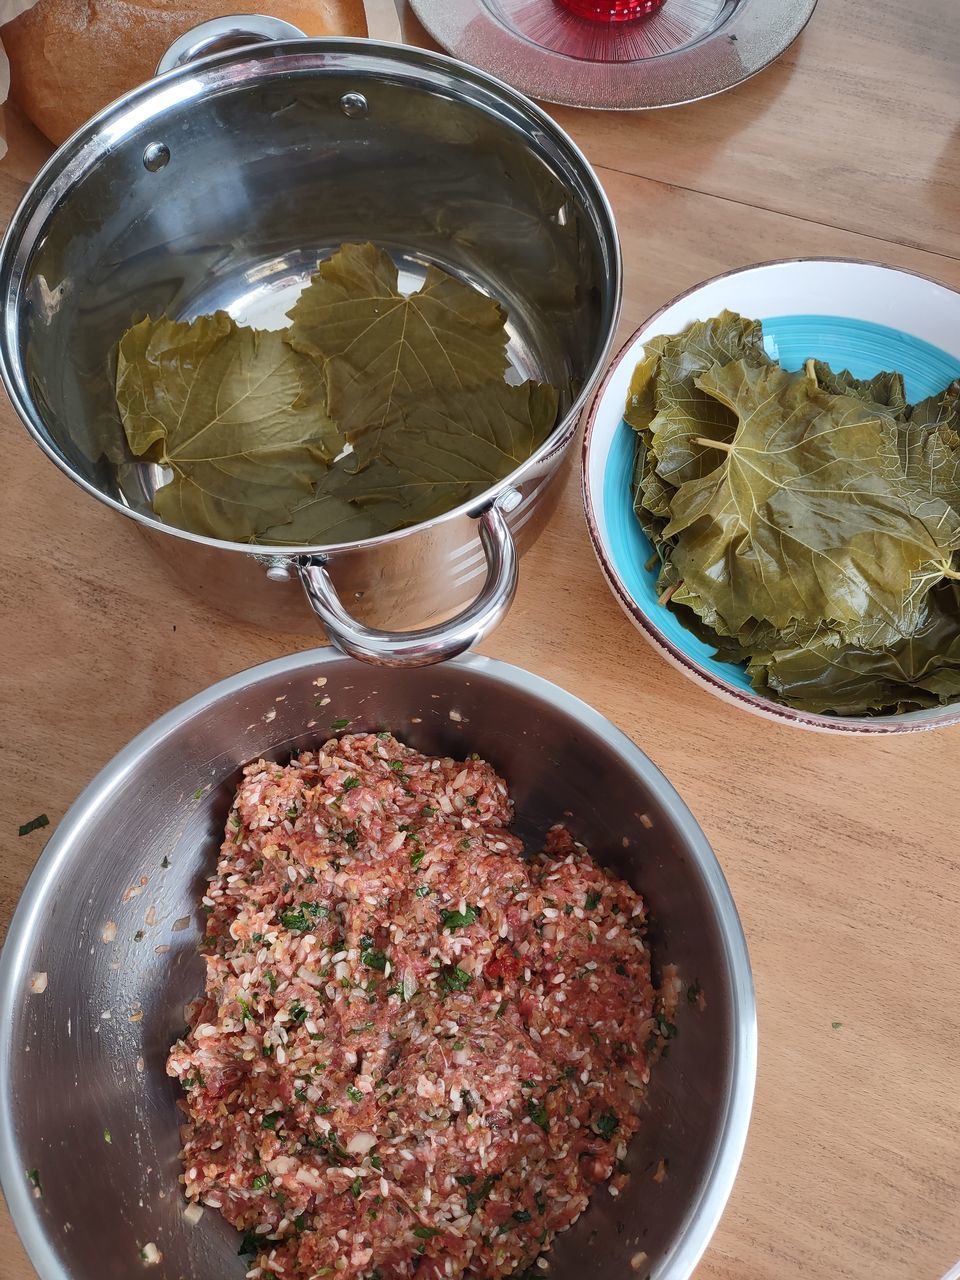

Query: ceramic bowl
left=582, top=259, right=960, bottom=734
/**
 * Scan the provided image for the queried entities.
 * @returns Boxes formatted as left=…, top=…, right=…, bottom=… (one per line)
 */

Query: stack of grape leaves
left=626, top=310, right=960, bottom=715
left=115, top=243, right=559, bottom=546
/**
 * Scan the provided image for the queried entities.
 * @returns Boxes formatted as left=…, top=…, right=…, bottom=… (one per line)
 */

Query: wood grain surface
left=1, top=1, right=959, bottom=1278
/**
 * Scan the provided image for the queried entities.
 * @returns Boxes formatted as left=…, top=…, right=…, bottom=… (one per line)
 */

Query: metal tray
left=408, top=0, right=818, bottom=110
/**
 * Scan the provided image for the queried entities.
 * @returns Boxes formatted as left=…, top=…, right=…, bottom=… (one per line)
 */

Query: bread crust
left=4, top=0, right=368, bottom=143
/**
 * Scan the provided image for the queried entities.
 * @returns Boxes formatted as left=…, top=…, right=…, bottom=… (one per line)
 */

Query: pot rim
left=0, top=647, right=756, bottom=1280
left=0, top=36, right=622, bottom=558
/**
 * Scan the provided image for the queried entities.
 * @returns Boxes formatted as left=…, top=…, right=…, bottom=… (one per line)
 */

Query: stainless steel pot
left=0, top=18, right=621, bottom=664
left=0, top=649, right=756, bottom=1280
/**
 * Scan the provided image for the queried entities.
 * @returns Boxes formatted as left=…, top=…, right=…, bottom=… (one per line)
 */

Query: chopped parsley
left=289, top=1001, right=308, bottom=1023
left=18, top=814, right=49, bottom=837
left=252, top=1173, right=270, bottom=1190
left=466, top=1173, right=500, bottom=1214
left=370, top=1155, right=383, bottom=1170
left=413, top=1226, right=439, bottom=1239
left=280, top=909, right=310, bottom=932
left=103, top=1129, right=112, bottom=1144
left=409, top=844, right=426, bottom=870
left=342, top=776, right=361, bottom=791
left=653, top=1013, right=677, bottom=1040
left=26, top=1168, right=41, bottom=1193
left=595, top=1110, right=619, bottom=1140
left=687, top=981, right=702, bottom=1004
left=265, top=971, right=277, bottom=992
left=440, top=905, right=478, bottom=930
left=351, top=1176, right=363, bottom=1198
left=527, top=1099, right=549, bottom=1130
left=440, top=965, right=472, bottom=993
left=414, top=884, right=431, bottom=898
left=331, top=718, right=351, bottom=731
left=261, top=1113, right=280, bottom=1130
left=344, top=830, right=359, bottom=847
left=584, top=890, right=601, bottom=911
left=513, top=1209, right=532, bottom=1223
left=421, top=805, right=436, bottom=817
left=361, top=948, right=388, bottom=972
left=346, top=1085, right=363, bottom=1103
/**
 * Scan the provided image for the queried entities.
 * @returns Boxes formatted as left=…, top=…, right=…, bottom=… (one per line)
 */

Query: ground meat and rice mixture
left=167, top=733, right=666, bottom=1280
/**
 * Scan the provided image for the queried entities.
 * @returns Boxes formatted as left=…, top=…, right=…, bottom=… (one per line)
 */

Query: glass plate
left=408, top=0, right=817, bottom=109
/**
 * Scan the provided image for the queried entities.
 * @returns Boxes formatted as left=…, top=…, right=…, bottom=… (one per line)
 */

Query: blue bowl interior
left=603, top=314, right=960, bottom=693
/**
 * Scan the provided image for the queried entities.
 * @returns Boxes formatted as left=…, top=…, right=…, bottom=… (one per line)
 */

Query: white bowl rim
left=581, top=256, right=960, bottom=736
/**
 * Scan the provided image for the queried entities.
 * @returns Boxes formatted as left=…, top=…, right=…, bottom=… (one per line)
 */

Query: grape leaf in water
left=258, top=484, right=394, bottom=547
left=333, top=381, right=559, bottom=530
left=754, top=583, right=960, bottom=714
left=116, top=312, right=339, bottom=541
left=664, top=359, right=960, bottom=640
left=286, top=242, right=510, bottom=468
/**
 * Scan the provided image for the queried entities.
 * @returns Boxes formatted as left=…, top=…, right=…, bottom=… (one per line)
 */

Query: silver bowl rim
left=0, top=36, right=623, bottom=560
left=0, top=650, right=757, bottom=1280
left=581, top=255, right=960, bottom=736
left=0, top=648, right=756, bottom=1280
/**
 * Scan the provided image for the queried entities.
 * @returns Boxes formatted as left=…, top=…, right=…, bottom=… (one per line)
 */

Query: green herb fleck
left=440, top=965, right=472, bottom=993
left=595, top=1110, right=619, bottom=1140
left=513, top=1210, right=532, bottom=1224
left=26, top=1168, right=41, bottom=1193
left=346, top=1085, right=363, bottom=1103
left=456, top=1173, right=476, bottom=1186
left=351, top=1176, right=363, bottom=1198
left=410, top=847, right=426, bottom=870
left=414, top=884, right=430, bottom=899
left=440, top=905, right=478, bottom=930
left=281, top=909, right=309, bottom=932
left=584, top=890, right=601, bottom=911
left=413, top=1226, right=439, bottom=1239
left=362, top=948, right=388, bottom=972
left=252, top=1173, right=270, bottom=1189
left=370, top=1154, right=382, bottom=1170
left=18, top=814, right=49, bottom=837
left=527, top=1099, right=549, bottom=1131
left=332, top=718, right=351, bottom=731
left=103, top=1129, right=112, bottom=1144
left=466, top=1173, right=501, bottom=1214
left=344, top=830, right=359, bottom=847
left=289, top=1001, right=308, bottom=1023
left=265, top=971, right=277, bottom=992
left=653, top=1014, right=677, bottom=1040
left=342, top=776, right=361, bottom=792
left=687, top=980, right=702, bottom=1005
left=261, top=1113, right=280, bottom=1131
left=832, top=1021, right=843, bottom=1030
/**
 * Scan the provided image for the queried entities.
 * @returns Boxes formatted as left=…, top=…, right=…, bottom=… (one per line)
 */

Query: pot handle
left=297, top=498, right=520, bottom=667
left=155, top=15, right=307, bottom=75
left=362, top=0, right=404, bottom=42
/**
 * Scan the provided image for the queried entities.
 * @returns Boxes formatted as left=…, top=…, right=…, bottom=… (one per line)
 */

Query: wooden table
left=2, top=2, right=958, bottom=1276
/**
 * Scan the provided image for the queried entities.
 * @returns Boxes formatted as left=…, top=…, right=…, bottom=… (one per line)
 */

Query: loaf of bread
left=4, top=0, right=368, bottom=145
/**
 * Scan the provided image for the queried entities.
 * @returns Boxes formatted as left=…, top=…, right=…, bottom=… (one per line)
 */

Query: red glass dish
left=554, top=0, right=666, bottom=21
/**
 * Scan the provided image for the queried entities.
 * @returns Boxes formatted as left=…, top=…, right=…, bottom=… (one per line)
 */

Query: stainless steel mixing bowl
left=0, top=19, right=621, bottom=664
left=0, top=650, right=755, bottom=1280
